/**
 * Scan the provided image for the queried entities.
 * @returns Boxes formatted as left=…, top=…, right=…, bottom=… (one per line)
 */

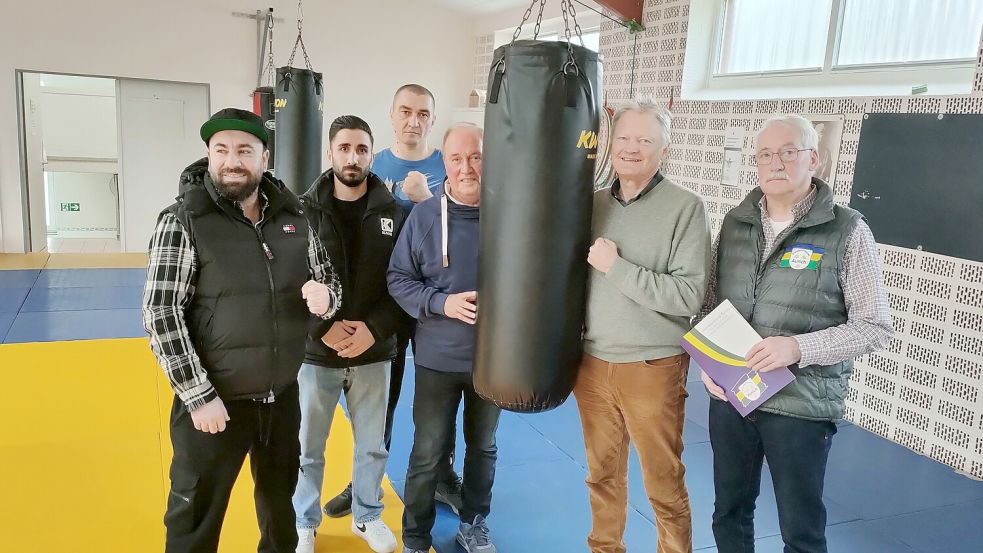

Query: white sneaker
left=296, top=527, right=316, bottom=553
left=352, top=518, right=397, bottom=553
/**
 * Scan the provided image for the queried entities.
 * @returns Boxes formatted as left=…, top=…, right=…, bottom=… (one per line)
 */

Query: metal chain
left=568, top=0, right=585, bottom=47
left=511, top=0, right=539, bottom=43
left=533, top=0, right=546, bottom=39
left=265, top=12, right=276, bottom=86
left=286, top=0, right=313, bottom=70
left=560, top=1, right=577, bottom=64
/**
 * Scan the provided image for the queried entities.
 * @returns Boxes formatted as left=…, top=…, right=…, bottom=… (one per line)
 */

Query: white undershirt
left=769, top=218, right=794, bottom=236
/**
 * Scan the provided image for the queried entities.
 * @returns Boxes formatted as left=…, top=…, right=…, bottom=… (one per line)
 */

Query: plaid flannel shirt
left=142, top=192, right=340, bottom=410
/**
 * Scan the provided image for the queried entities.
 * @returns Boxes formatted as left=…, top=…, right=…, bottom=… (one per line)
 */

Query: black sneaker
left=323, top=482, right=353, bottom=518
left=434, top=471, right=463, bottom=514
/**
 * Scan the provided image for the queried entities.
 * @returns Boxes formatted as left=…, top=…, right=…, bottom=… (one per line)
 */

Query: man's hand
left=190, top=397, right=230, bottom=434
left=321, top=321, right=354, bottom=350
left=334, top=320, right=376, bottom=358
left=444, top=291, right=478, bottom=324
left=587, top=237, right=619, bottom=273
left=746, top=336, right=801, bottom=373
left=701, top=370, right=727, bottom=401
left=302, top=280, right=332, bottom=317
left=402, top=171, right=433, bottom=204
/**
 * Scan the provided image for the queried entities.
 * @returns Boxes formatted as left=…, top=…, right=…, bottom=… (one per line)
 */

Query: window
left=716, top=0, right=983, bottom=76
left=836, top=0, right=983, bottom=67
left=717, top=0, right=832, bottom=74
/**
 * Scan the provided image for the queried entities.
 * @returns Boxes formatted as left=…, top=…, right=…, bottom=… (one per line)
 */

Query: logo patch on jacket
left=282, top=224, right=296, bottom=234
left=780, top=243, right=824, bottom=270
left=380, top=218, right=394, bottom=236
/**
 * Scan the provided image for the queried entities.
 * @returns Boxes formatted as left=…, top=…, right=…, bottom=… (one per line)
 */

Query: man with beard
left=142, top=107, right=342, bottom=553
left=293, top=115, right=405, bottom=553
left=324, top=83, right=463, bottom=520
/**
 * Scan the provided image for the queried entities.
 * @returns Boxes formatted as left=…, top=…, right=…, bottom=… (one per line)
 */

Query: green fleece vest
left=716, top=179, right=861, bottom=421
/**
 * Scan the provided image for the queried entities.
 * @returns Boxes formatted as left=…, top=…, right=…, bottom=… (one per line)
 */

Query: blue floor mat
left=33, top=268, right=146, bottom=288
left=4, top=309, right=145, bottom=343
left=867, top=498, right=983, bottom=553
left=0, top=288, right=30, bottom=313
left=20, top=286, right=144, bottom=312
left=0, top=269, right=40, bottom=288
left=0, top=313, right=16, bottom=342
left=823, top=424, right=983, bottom=519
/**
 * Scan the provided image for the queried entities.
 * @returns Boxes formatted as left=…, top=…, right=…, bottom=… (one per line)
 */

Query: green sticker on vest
left=779, top=244, right=824, bottom=270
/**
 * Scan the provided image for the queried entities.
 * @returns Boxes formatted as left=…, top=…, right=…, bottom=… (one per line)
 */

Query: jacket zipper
left=254, top=223, right=279, bottom=400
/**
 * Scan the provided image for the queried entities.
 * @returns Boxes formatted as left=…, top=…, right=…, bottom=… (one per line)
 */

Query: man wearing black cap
left=142, top=107, right=342, bottom=553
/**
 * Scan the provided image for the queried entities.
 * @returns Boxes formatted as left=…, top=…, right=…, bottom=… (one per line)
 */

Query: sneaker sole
left=323, top=505, right=352, bottom=518
left=434, top=491, right=461, bottom=515
left=456, top=532, right=470, bottom=552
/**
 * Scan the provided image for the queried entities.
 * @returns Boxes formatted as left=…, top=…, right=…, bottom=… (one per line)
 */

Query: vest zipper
left=254, top=224, right=279, bottom=399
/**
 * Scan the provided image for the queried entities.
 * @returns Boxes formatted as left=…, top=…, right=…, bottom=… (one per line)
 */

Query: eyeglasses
left=755, top=148, right=812, bottom=166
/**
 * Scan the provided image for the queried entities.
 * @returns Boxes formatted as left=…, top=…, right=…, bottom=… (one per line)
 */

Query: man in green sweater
left=576, top=99, right=711, bottom=553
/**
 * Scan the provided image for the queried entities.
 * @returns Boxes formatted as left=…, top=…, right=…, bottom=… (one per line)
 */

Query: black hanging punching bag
left=474, top=40, right=602, bottom=412
left=252, top=86, right=277, bottom=170
left=274, top=67, right=323, bottom=195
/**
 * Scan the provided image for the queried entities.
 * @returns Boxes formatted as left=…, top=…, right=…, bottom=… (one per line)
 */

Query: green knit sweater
left=583, top=177, right=711, bottom=363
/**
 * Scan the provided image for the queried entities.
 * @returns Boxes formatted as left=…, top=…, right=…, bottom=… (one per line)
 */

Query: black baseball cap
left=200, top=107, right=269, bottom=146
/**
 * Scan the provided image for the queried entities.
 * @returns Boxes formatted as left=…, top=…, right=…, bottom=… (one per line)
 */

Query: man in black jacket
left=293, top=115, right=406, bottom=553
left=143, top=107, right=341, bottom=553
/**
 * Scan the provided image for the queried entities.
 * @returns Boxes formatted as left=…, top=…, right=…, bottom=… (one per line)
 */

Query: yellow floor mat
left=0, top=338, right=421, bottom=552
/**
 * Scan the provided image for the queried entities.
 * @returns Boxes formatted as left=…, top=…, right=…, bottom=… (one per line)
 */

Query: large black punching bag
left=252, top=86, right=277, bottom=170
left=474, top=40, right=602, bottom=412
left=274, top=67, right=323, bottom=195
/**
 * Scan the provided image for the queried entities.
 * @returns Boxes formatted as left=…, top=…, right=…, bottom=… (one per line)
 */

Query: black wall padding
left=474, top=40, right=602, bottom=412
left=274, top=67, right=323, bottom=195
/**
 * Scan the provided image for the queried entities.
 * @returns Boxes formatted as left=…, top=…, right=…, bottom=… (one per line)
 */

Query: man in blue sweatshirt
left=388, top=123, right=499, bottom=553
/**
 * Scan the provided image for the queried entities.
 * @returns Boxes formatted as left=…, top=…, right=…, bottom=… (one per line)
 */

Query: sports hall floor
left=1, top=253, right=982, bottom=553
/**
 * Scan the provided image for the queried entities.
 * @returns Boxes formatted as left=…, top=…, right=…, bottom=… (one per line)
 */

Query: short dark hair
left=392, top=83, right=436, bottom=111
left=328, top=115, right=373, bottom=146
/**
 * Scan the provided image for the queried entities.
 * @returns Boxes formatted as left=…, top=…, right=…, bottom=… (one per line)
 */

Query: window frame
left=681, top=0, right=980, bottom=100
left=712, top=0, right=979, bottom=78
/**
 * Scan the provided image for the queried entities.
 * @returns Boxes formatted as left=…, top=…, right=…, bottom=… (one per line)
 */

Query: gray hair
left=442, top=122, right=483, bottom=148
left=612, top=98, right=672, bottom=147
left=756, top=115, right=819, bottom=150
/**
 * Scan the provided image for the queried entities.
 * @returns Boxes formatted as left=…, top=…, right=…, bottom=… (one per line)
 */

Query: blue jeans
left=293, top=361, right=391, bottom=528
left=708, top=398, right=837, bottom=553
left=401, top=366, right=501, bottom=551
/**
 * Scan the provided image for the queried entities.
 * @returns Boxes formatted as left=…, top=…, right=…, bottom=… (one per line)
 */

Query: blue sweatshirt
left=387, top=194, right=479, bottom=373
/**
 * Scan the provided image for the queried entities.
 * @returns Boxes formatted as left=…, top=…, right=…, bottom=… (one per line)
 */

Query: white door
left=117, top=79, right=209, bottom=252
left=21, top=73, right=48, bottom=252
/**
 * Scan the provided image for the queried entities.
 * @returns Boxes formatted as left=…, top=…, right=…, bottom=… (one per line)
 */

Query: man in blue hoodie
left=388, top=123, right=499, bottom=553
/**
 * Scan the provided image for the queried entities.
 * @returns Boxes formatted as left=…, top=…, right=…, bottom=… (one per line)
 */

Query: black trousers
left=384, top=325, right=456, bottom=480
left=164, top=383, right=301, bottom=553
left=709, top=398, right=836, bottom=553
left=401, top=366, right=501, bottom=550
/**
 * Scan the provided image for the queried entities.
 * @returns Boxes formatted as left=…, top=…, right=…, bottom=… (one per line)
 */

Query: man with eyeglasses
left=698, top=114, right=893, bottom=553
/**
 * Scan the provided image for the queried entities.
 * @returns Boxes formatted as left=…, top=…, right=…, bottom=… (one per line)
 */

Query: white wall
left=0, top=0, right=475, bottom=252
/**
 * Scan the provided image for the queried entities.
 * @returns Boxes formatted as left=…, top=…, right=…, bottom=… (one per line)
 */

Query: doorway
left=17, top=71, right=209, bottom=253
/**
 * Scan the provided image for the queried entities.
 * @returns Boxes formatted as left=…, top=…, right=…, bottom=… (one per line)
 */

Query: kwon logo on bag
left=380, top=218, right=394, bottom=236
left=576, top=130, right=598, bottom=160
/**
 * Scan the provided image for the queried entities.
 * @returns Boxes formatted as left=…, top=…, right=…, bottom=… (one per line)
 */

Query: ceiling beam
left=593, top=0, right=643, bottom=27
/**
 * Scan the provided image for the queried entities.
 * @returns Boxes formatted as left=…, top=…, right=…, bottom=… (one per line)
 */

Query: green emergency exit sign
left=60, top=203, right=80, bottom=212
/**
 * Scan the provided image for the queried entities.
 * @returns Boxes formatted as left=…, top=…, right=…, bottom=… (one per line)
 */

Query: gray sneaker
left=456, top=515, right=496, bottom=553
left=434, top=471, right=463, bottom=514
left=402, top=547, right=427, bottom=553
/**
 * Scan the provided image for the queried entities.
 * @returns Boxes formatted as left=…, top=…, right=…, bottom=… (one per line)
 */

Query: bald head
left=442, top=123, right=483, bottom=206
